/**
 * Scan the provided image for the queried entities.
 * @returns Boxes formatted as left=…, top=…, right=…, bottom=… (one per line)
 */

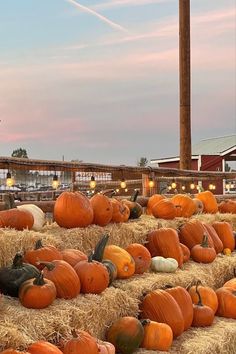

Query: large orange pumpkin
left=202, top=223, right=223, bottom=254
left=171, top=194, right=196, bottom=218
left=90, top=193, right=113, bottom=226
left=63, top=330, right=99, bottom=354
left=125, top=243, right=151, bottom=274
left=146, top=194, right=166, bottom=215
left=0, top=208, right=34, bottom=230
left=188, top=281, right=218, bottom=314
left=179, top=219, right=214, bottom=250
left=151, top=199, right=176, bottom=220
left=110, top=199, right=130, bottom=223
left=218, top=199, right=236, bottom=214
left=27, top=341, right=63, bottom=354
left=194, top=191, right=218, bottom=213
left=53, top=191, right=93, bottom=228
left=211, top=221, right=235, bottom=251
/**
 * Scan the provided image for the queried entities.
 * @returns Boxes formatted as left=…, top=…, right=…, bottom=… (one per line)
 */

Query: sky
left=0, top=0, right=235, bottom=166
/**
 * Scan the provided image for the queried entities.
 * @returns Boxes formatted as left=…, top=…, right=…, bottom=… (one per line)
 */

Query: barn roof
left=192, top=134, right=236, bottom=155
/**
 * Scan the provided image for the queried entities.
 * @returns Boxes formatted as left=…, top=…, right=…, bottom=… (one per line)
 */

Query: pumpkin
left=90, top=193, right=113, bottom=226
left=223, top=248, right=232, bottom=256
left=63, top=329, right=99, bottom=354
left=216, top=287, right=236, bottom=319
left=53, top=191, right=94, bottom=228
left=190, top=234, right=216, bottom=264
left=0, top=208, right=34, bottom=230
left=192, top=198, right=204, bottom=214
left=171, top=194, right=196, bottom=218
left=212, top=221, right=235, bottom=251
left=19, top=272, right=56, bottom=309
left=151, top=256, right=178, bottom=273
left=151, top=199, right=176, bottom=220
left=164, top=285, right=193, bottom=331
left=110, top=199, right=130, bottom=223
left=103, top=245, right=135, bottom=279
left=140, top=289, right=185, bottom=338
left=0, top=351, right=30, bottom=354
left=202, top=223, right=224, bottom=254
left=191, top=284, right=215, bottom=327
left=140, top=319, right=173, bottom=351
left=125, top=243, right=151, bottom=274
left=179, top=243, right=190, bottom=263
left=0, top=253, right=40, bottom=297
left=146, top=228, right=183, bottom=267
left=218, top=199, right=236, bottom=214
left=97, top=341, right=115, bottom=354
left=146, top=194, right=166, bottom=215
left=179, top=219, right=214, bottom=250
left=27, top=341, right=63, bottom=354
left=61, top=248, right=88, bottom=267
left=122, top=190, right=143, bottom=219
left=17, top=204, right=45, bottom=231
left=223, top=269, right=236, bottom=289
left=188, top=280, right=218, bottom=314
left=74, top=254, right=109, bottom=294
left=23, top=239, right=63, bottom=269
left=194, top=191, right=218, bottom=213
left=41, top=260, right=80, bottom=299
left=106, top=316, right=144, bottom=354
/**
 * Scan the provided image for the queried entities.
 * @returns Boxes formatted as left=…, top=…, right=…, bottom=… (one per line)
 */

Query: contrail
left=65, top=0, right=128, bottom=33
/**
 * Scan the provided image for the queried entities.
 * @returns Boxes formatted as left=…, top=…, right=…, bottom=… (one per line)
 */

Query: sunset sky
left=0, top=0, right=235, bottom=165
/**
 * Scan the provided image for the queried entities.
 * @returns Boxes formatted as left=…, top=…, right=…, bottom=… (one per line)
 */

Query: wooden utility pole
left=179, top=0, right=191, bottom=170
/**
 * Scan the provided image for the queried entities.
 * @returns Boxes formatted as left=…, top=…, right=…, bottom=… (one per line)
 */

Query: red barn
left=150, top=135, right=236, bottom=194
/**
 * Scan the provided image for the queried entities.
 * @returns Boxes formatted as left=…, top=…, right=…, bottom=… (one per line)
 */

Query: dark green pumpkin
left=0, top=252, right=40, bottom=297
left=122, top=190, right=143, bottom=219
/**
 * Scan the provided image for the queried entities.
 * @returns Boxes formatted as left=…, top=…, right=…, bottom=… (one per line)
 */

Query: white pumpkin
left=17, top=204, right=46, bottom=231
left=151, top=256, right=178, bottom=273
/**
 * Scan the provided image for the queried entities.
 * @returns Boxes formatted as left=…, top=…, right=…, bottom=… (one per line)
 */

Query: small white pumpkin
left=151, top=256, right=178, bottom=273
left=17, top=204, right=46, bottom=231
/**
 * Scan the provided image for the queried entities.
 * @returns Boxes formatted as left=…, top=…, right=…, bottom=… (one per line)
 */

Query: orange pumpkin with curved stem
left=27, top=341, right=63, bottom=354
left=63, top=330, right=99, bottom=354
left=192, top=284, right=215, bottom=327
left=125, top=243, right=151, bottom=274
left=190, top=234, right=216, bottom=264
left=179, top=219, right=214, bottom=250
left=140, top=319, right=173, bottom=351
left=90, top=193, right=113, bottom=226
left=188, top=280, right=218, bottom=314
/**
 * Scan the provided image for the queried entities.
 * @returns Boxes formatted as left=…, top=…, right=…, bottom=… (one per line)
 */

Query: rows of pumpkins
left=0, top=190, right=236, bottom=231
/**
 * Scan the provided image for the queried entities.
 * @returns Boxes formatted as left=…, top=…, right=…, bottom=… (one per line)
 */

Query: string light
left=115, top=188, right=120, bottom=193
left=6, top=171, right=14, bottom=187
left=171, top=179, right=177, bottom=189
left=120, top=178, right=126, bottom=189
left=148, top=176, right=155, bottom=188
left=52, top=173, right=59, bottom=189
left=89, top=176, right=96, bottom=189
left=124, top=188, right=128, bottom=192
left=190, top=181, right=195, bottom=190
left=181, top=185, right=186, bottom=191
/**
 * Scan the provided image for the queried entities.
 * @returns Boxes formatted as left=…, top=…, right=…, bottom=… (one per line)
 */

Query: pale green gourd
left=151, top=256, right=178, bottom=273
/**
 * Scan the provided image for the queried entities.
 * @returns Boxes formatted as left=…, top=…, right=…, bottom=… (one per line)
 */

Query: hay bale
left=135, top=317, right=236, bottom=354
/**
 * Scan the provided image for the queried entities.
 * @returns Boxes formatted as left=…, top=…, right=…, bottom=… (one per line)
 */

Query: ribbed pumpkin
left=103, top=245, right=135, bottom=279
left=146, top=228, right=183, bottom=267
left=211, top=221, right=235, bottom=251
left=41, top=260, right=80, bottom=299
left=140, top=320, right=173, bottom=351
left=179, top=219, right=214, bottom=250
left=194, top=191, right=218, bottom=213
left=61, top=249, right=88, bottom=267
left=53, top=191, right=94, bottom=228
left=27, top=341, right=63, bottom=354
left=179, top=243, right=190, bottom=263
left=151, top=199, right=176, bottom=220
left=110, top=199, right=130, bottom=223
left=164, top=285, right=193, bottom=330
left=23, top=239, right=63, bottom=269
left=140, top=289, right=185, bottom=338
left=19, top=272, right=56, bottom=309
left=90, top=193, right=113, bottom=226
left=202, top=223, right=223, bottom=254
left=223, top=269, right=236, bottom=290
left=106, top=316, right=144, bottom=354
left=216, top=287, right=236, bottom=319
left=190, top=234, right=217, bottom=264
left=0, top=351, right=30, bottom=354
left=125, top=243, right=151, bottom=274
left=0, top=208, right=34, bottom=230
left=63, top=330, right=99, bottom=354
left=188, top=281, right=218, bottom=314
left=171, top=194, right=196, bottom=218
left=191, top=284, right=215, bottom=327
left=146, top=194, right=166, bottom=215
left=218, top=199, right=236, bottom=214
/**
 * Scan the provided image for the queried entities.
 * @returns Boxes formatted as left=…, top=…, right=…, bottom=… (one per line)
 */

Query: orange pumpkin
left=179, top=243, right=190, bottom=263
left=27, top=341, right=63, bottom=354
left=23, top=239, right=63, bottom=269
left=190, top=234, right=217, bottom=264
left=146, top=194, right=166, bottom=215
left=151, top=199, right=176, bottom=220
left=61, top=249, right=88, bottom=267
left=202, top=223, right=223, bottom=254
left=63, top=330, right=99, bottom=354
left=110, top=199, right=130, bottom=223
left=212, top=221, right=235, bottom=251
left=218, top=199, right=236, bottom=214
left=53, top=191, right=94, bottom=228
left=188, top=281, right=218, bottom=314
left=171, top=194, right=196, bottom=218
left=216, top=287, right=236, bottom=319
left=125, top=243, right=151, bottom=274
left=179, top=219, right=214, bottom=250
left=42, top=260, right=81, bottom=299
left=140, top=320, right=173, bottom=351
left=192, top=198, right=204, bottom=214
left=194, top=191, right=218, bottom=213
left=191, top=284, right=215, bottom=327
left=146, top=228, right=183, bottom=267
left=223, top=269, right=236, bottom=290
left=106, top=316, right=144, bottom=354
left=0, top=351, right=30, bottom=354
left=103, top=245, right=135, bottom=279
left=0, top=208, right=34, bottom=230
left=90, top=193, right=113, bottom=226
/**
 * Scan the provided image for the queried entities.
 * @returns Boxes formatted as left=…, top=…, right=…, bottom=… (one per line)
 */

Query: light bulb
left=120, top=179, right=126, bottom=189
left=52, top=174, right=59, bottom=189
left=148, top=177, right=155, bottom=188
left=89, top=176, right=96, bottom=189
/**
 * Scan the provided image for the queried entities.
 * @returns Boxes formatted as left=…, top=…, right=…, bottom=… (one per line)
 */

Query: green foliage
left=11, top=148, right=28, bottom=159
left=137, top=157, right=148, bottom=167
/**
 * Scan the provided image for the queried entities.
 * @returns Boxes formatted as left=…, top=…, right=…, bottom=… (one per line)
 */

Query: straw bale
left=135, top=317, right=236, bottom=354
left=0, top=287, right=138, bottom=351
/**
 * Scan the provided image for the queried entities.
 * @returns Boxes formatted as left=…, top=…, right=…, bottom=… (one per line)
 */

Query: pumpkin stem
left=130, top=189, right=139, bottom=202
left=37, top=261, right=55, bottom=271
left=71, top=329, right=78, bottom=338
left=12, top=252, right=24, bottom=268
left=195, top=283, right=203, bottom=307
left=201, top=233, right=209, bottom=248
left=88, top=252, right=94, bottom=263
left=162, top=284, right=174, bottom=290
left=34, top=239, right=44, bottom=250
left=92, top=234, right=109, bottom=262
left=140, top=319, right=151, bottom=327
left=33, top=272, right=46, bottom=286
